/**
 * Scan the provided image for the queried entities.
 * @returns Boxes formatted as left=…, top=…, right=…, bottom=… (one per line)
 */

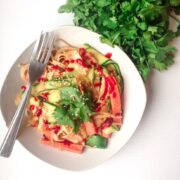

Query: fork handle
left=0, top=83, right=32, bottom=157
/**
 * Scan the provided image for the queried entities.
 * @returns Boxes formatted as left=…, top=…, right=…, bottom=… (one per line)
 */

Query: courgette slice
left=43, top=101, right=57, bottom=124
left=101, top=60, right=123, bottom=92
left=102, top=124, right=120, bottom=134
left=38, top=89, right=61, bottom=104
left=85, top=135, right=107, bottom=148
left=84, top=44, right=109, bottom=64
left=101, top=60, right=121, bottom=75
left=32, top=80, right=73, bottom=95
left=87, top=67, right=95, bottom=83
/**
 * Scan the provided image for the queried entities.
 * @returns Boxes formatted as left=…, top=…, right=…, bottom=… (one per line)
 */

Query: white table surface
left=0, top=1, right=180, bottom=180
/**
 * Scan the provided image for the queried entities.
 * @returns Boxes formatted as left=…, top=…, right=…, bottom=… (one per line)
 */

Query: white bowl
left=0, top=26, right=146, bottom=171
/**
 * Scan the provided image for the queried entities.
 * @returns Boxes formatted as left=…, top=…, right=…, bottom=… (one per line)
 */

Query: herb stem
left=169, top=14, right=180, bottom=24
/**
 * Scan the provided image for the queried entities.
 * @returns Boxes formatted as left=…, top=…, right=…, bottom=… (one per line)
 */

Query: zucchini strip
left=101, top=60, right=121, bottom=75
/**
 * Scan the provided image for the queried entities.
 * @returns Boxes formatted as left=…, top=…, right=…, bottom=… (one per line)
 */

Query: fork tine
left=39, top=32, right=54, bottom=64
left=43, top=33, right=54, bottom=64
left=36, top=32, right=49, bottom=62
left=30, top=31, right=44, bottom=61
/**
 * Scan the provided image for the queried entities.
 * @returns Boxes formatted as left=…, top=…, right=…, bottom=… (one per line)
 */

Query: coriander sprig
left=59, top=0, right=180, bottom=80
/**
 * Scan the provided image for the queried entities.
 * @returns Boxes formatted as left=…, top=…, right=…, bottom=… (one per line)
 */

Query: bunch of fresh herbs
left=58, top=0, right=180, bottom=80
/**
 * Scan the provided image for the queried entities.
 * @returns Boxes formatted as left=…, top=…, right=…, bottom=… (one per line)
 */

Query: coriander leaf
left=137, top=22, right=147, bottom=31
left=79, top=105, right=91, bottom=122
left=157, top=32, right=176, bottom=46
left=60, top=86, right=82, bottom=102
left=58, top=0, right=73, bottom=13
left=170, top=0, right=180, bottom=7
left=176, top=25, right=180, bottom=36
left=143, top=40, right=157, bottom=54
left=54, top=87, right=93, bottom=132
left=54, top=107, right=75, bottom=129
left=100, top=36, right=114, bottom=47
left=96, top=0, right=111, bottom=8
left=120, top=1, right=132, bottom=12
left=73, top=119, right=81, bottom=133
left=103, top=17, right=117, bottom=29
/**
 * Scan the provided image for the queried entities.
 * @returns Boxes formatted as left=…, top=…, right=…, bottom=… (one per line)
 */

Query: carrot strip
left=41, top=139, right=84, bottom=154
left=84, top=121, right=97, bottom=136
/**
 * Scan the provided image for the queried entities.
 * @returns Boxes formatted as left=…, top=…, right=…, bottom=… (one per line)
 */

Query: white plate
left=0, top=26, right=146, bottom=171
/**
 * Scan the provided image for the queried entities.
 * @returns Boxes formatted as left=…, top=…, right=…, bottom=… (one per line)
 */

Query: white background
left=0, top=0, right=180, bottom=180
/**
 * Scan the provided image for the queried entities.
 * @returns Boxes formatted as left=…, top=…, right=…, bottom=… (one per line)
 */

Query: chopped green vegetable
left=53, top=87, right=92, bottom=132
left=101, top=59, right=121, bottom=75
left=58, top=0, right=180, bottom=80
left=86, top=135, right=107, bottom=148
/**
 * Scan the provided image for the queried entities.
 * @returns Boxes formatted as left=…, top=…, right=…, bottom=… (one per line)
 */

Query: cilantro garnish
left=58, top=0, right=180, bottom=80
left=53, top=87, right=92, bottom=133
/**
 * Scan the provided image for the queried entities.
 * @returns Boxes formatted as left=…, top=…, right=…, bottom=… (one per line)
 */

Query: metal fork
left=0, top=32, right=54, bottom=157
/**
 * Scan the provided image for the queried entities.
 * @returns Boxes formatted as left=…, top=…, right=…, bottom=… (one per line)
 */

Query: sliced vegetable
left=87, top=67, right=95, bottom=83
left=101, top=132, right=111, bottom=139
left=32, top=80, right=73, bottom=95
left=109, top=76, right=122, bottom=118
left=43, top=102, right=57, bottom=123
left=84, top=121, right=97, bottom=136
left=102, top=125, right=119, bottom=134
left=41, top=139, right=84, bottom=154
left=84, top=44, right=109, bottom=64
left=86, top=135, right=107, bottom=148
left=39, top=89, right=60, bottom=104
left=101, top=60, right=121, bottom=76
